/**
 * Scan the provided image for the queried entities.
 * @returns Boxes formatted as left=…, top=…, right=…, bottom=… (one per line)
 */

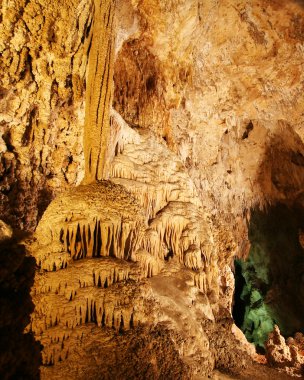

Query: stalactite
left=184, top=245, right=204, bottom=271
left=133, top=250, right=163, bottom=279
left=193, top=272, right=208, bottom=293
left=28, top=87, right=219, bottom=370
left=34, top=258, right=136, bottom=303
left=31, top=278, right=150, bottom=358
left=83, top=0, right=116, bottom=182
left=56, top=217, right=143, bottom=262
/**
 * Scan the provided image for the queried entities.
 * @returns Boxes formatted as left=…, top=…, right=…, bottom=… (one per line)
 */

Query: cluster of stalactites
left=41, top=299, right=135, bottom=366
left=134, top=249, right=163, bottom=278
left=110, top=179, right=171, bottom=220
left=109, top=111, right=201, bottom=221
left=33, top=259, right=138, bottom=301
left=141, top=203, right=211, bottom=270
left=193, top=272, right=210, bottom=294
left=30, top=251, right=149, bottom=366
left=33, top=290, right=138, bottom=333
left=34, top=286, right=144, bottom=365
left=59, top=217, right=142, bottom=262
left=106, top=111, right=215, bottom=293
left=35, top=247, right=70, bottom=272
left=40, top=208, right=212, bottom=292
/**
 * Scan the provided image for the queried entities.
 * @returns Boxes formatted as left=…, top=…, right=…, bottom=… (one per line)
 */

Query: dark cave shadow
left=232, top=261, right=246, bottom=328
left=249, top=203, right=304, bottom=334
left=274, top=0, right=304, bottom=7
left=0, top=232, right=41, bottom=380
left=293, top=0, right=304, bottom=7
left=233, top=203, right=304, bottom=349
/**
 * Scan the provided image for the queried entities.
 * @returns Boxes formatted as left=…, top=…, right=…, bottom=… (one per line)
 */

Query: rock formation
left=266, top=325, right=304, bottom=376
left=1, top=0, right=304, bottom=379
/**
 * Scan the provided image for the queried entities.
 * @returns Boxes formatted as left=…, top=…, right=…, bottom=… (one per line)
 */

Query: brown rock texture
left=83, top=0, right=115, bottom=182
left=1, top=0, right=304, bottom=379
left=266, top=325, right=304, bottom=376
left=0, top=0, right=90, bottom=230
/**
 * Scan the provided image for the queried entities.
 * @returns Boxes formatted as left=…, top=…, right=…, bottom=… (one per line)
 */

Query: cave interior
left=233, top=204, right=304, bottom=352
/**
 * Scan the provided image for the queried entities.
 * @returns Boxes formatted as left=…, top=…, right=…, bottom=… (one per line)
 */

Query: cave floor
left=204, top=366, right=298, bottom=380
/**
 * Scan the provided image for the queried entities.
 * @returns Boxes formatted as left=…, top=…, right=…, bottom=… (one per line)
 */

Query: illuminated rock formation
left=1, top=0, right=304, bottom=379
left=83, top=0, right=115, bottom=182
left=266, top=326, right=304, bottom=376
left=28, top=118, right=219, bottom=378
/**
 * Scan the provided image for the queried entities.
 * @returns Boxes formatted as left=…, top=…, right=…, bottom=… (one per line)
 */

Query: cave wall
left=1, top=0, right=304, bottom=378
left=0, top=0, right=91, bottom=230
left=2, top=0, right=304, bottom=233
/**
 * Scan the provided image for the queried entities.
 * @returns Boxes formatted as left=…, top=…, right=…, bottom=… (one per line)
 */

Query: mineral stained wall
left=1, top=0, right=304, bottom=379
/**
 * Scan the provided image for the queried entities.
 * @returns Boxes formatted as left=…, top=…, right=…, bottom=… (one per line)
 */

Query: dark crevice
left=232, top=261, right=246, bottom=328
left=164, top=249, right=174, bottom=261
left=0, top=233, right=42, bottom=379
left=22, top=107, right=37, bottom=146
left=242, top=121, right=254, bottom=140
left=233, top=203, right=304, bottom=351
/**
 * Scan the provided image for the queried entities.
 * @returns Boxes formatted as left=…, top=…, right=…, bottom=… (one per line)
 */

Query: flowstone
left=28, top=174, right=219, bottom=377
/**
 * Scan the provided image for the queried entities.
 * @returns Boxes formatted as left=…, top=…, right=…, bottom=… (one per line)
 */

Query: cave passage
left=232, top=204, right=304, bottom=352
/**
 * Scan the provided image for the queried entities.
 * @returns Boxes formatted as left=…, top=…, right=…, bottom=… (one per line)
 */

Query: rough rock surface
left=0, top=0, right=89, bottom=229
left=1, top=0, right=304, bottom=379
left=266, top=325, right=304, bottom=377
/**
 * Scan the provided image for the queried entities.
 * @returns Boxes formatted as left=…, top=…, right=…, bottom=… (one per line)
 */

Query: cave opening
left=232, top=203, right=304, bottom=353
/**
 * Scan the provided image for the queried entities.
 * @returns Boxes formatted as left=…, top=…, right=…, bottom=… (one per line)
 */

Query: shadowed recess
left=0, top=233, right=42, bottom=379
left=233, top=204, right=304, bottom=352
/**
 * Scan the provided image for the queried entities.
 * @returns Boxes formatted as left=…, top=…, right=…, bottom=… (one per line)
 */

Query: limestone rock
left=2, top=0, right=304, bottom=378
left=28, top=123, right=218, bottom=377
left=0, top=0, right=89, bottom=230
left=0, top=220, right=12, bottom=242
left=266, top=325, right=304, bottom=377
